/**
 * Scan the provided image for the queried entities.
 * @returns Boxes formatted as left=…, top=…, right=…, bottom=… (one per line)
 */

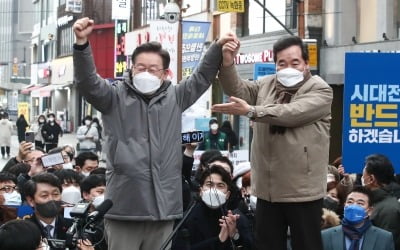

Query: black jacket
left=26, top=214, right=72, bottom=249
left=172, top=202, right=255, bottom=250
left=41, top=122, right=63, bottom=144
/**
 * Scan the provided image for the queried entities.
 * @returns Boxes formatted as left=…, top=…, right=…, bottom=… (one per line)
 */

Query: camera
left=164, top=2, right=180, bottom=23
left=47, top=200, right=113, bottom=249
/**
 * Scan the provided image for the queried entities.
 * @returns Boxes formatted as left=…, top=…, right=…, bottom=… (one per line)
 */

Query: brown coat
left=218, top=65, right=333, bottom=202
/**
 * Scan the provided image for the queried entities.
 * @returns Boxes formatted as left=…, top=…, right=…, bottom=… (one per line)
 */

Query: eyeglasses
left=0, top=185, right=17, bottom=193
left=133, top=65, right=165, bottom=75
left=24, top=157, right=41, bottom=164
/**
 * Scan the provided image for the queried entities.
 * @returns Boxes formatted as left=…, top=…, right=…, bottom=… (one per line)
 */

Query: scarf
left=342, top=218, right=372, bottom=250
left=269, top=71, right=311, bottom=134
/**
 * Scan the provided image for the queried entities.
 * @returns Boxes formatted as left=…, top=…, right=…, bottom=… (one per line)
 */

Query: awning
left=31, top=85, right=54, bottom=97
left=20, top=84, right=43, bottom=94
left=31, top=83, right=72, bottom=97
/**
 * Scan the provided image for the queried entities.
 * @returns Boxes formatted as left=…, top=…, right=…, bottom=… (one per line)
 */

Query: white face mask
left=85, top=120, right=91, bottom=126
left=39, top=119, right=45, bottom=123
left=210, top=124, right=218, bottom=131
left=92, top=194, right=105, bottom=208
left=61, top=186, right=81, bottom=205
left=327, top=173, right=336, bottom=183
left=201, top=188, right=227, bottom=209
left=81, top=171, right=90, bottom=177
left=276, top=67, right=305, bottom=87
left=133, top=71, right=162, bottom=94
left=62, top=162, right=74, bottom=170
left=3, top=191, right=22, bottom=206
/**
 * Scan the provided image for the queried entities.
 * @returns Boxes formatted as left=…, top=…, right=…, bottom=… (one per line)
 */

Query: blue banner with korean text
left=253, top=63, right=275, bottom=80
left=343, top=53, right=400, bottom=173
left=181, top=21, right=211, bottom=79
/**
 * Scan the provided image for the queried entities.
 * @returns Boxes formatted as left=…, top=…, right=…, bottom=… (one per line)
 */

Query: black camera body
left=48, top=200, right=112, bottom=249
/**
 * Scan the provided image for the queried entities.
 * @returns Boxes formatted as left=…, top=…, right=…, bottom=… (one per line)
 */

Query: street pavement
left=0, top=133, right=79, bottom=171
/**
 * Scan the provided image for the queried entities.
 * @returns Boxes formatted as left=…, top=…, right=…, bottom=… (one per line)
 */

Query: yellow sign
left=18, top=102, right=30, bottom=124
left=307, top=43, right=318, bottom=70
left=217, top=0, right=245, bottom=13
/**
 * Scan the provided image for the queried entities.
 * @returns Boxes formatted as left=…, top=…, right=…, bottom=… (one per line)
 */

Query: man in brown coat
left=212, top=35, right=333, bottom=250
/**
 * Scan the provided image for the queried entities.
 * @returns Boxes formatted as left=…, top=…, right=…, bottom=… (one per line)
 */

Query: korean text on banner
left=112, top=0, right=130, bottom=20
left=181, top=21, right=211, bottom=78
left=150, top=20, right=179, bottom=85
left=342, top=53, right=400, bottom=173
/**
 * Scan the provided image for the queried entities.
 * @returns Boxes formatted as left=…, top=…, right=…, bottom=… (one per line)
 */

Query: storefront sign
left=235, top=50, right=274, bottom=65
left=253, top=63, right=275, bottom=80
left=217, top=0, right=245, bottom=13
left=114, top=19, right=129, bottom=79
left=112, top=0, right=130, bottom=20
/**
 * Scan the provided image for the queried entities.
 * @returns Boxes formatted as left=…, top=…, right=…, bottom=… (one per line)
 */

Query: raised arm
left=175, top=33, right=240, bottom=110
left=73, top=17, right=116, bottom=114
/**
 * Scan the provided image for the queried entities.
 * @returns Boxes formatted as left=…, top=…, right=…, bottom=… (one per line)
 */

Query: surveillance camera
left=164, top=2, right=180, bottom=23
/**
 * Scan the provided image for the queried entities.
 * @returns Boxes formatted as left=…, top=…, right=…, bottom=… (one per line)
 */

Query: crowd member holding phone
left=0, top=112, right=13, bottom=159
left=73, top=16, right=237, bottom=250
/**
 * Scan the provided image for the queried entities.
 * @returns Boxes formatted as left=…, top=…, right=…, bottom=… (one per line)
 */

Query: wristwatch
left=246, top=106, right=256, bottom=118
left=232, top=231, right=240, bottom=241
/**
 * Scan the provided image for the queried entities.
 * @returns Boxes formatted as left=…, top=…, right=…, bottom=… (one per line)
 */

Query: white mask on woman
left=133, top=72, right=162, bottom=94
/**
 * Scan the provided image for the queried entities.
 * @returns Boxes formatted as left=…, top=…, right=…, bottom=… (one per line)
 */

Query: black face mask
left=323, top=196, right=339, bottom=212
left=35, top=200, right=61, bottom=218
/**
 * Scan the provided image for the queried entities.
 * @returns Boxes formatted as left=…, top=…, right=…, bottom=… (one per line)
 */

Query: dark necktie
left=44, top=224, right=54, bottom=239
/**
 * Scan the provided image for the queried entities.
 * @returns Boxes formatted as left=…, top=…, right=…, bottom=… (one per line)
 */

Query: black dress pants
left=255, top=198, right=323, bottom=250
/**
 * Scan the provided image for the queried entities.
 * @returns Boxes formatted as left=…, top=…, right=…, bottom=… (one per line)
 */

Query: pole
left=298, top=0, right=305, bottom=38
left=177, top=0, right=183, bottom=82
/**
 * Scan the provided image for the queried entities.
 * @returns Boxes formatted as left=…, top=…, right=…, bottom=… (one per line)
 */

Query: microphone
left=87, top=199, right=113, bottom=224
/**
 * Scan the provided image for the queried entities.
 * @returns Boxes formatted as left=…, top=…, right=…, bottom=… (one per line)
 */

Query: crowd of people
left=0, top=140, right=106, bottom=250
left=0, top=15, right=399, bottom=250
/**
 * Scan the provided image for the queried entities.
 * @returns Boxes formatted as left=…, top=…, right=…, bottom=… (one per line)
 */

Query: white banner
left=112, top=0, right=131, bottom=20
left=150, top=20, right=179, bottom=85
left=193, top=150, right=250, bottom=170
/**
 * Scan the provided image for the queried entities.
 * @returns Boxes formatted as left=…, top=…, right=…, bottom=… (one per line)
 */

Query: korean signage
left=193, top=150, right=249, bottom=170
left=303, top=39, right=318, bottom=71
left=114, top=19, right=129, bottom=79
left=253, top=63, right=275, bottom=80
left=125, top=28, right=150, bottom=56
left=150, top=20, right=179, bottom=85
left=343, top=53, right=400, bottom=173
left=18, top=102, right=29, bottom=123
left=112, top=0, right=130, bottom=20
left=181, top=21, right=211, bottom=78
left=65, top=0, right=82, bottom=13
left=217, top=0, right=245, bottom=13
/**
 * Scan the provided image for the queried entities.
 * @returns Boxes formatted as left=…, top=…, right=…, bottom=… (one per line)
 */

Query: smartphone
left=181, top=131, right=204, bottom=144
left=40, top=152, right=65, bottom=168
left=25, top=132, right=35, bottom=143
